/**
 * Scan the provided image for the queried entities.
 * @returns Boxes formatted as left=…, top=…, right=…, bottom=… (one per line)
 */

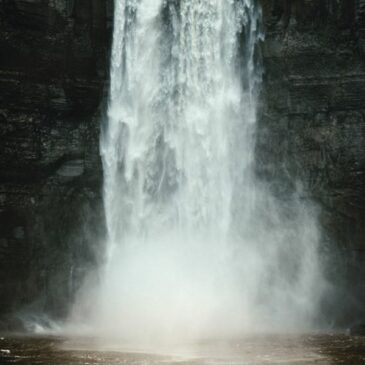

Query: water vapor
left=70, top=0, right=326, bottom=346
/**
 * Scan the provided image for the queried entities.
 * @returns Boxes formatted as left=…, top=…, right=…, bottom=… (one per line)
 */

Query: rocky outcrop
left=0, top=0, right=112, bottom=325
left=258, top=0, right=365, bottom=325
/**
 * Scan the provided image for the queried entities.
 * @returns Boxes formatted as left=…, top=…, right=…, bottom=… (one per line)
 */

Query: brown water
left=0, top=334, right=364, bottom=364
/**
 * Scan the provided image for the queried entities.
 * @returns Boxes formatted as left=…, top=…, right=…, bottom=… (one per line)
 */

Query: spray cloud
left=71, top=0, right=326, bottom=345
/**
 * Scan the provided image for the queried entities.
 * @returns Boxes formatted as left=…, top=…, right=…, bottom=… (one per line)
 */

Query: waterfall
left=73, top=0, right=326, bottom=343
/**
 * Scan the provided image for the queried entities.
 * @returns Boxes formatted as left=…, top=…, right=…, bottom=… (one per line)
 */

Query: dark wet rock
left=56, top=159, right=85, bottom=178
left=0, top=316, right=25, bottom=333
left=350, top=323, right=365, bottom=336
left=258, top=0, right=365, bottom=325
left=0, top=0, right=112, bottom=321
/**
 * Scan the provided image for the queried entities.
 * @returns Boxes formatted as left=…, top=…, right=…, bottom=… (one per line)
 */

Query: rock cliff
left=0, top=0, right=112, bottom=327
left=259, top=0, right=365, bottom=324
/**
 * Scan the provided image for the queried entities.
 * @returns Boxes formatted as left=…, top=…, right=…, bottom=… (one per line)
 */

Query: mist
left=69, top=0, right=327, bottom=346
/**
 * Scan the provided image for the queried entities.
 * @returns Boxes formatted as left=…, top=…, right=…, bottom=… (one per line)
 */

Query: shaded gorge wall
left=0, top=0, right=113, bottom=327
left=258, top=0, right=365, bottom=325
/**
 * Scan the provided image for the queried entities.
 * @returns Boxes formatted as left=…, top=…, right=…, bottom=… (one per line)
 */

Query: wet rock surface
left=351, top=323, right=365, bottom=336
left=0, top=0, right=112, bottom=322
left=258, top=0, right=365, bottom=324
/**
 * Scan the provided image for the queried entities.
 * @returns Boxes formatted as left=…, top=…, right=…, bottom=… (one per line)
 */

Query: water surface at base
left=0, top=335, right=364, bottom=364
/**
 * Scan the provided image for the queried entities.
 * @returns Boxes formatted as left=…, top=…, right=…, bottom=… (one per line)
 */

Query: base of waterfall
left=69, top=239, right=324, bottom=345
left=0, top=333, right=364, bottom=364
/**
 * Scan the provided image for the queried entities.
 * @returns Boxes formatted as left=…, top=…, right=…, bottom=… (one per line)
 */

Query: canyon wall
left=0, top=0, right=112, bottom=327
left=259, top=0, right=365, bottom=324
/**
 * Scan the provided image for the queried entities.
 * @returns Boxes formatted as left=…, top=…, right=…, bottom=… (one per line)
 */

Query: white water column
left=83, top=0, right=326, bottom=342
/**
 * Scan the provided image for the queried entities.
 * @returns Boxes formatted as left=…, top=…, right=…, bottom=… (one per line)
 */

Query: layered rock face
left=259, top=0, right=365, bottom=324
left=0, top=0, right=112, bottom=326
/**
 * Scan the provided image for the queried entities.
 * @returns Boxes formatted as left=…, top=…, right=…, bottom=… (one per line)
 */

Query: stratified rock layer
left=259, top=0, right=365, bottom=324
left=0, top=0, right=112, bottom=324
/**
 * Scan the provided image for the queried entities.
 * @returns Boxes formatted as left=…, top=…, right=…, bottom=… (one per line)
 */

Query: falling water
left=73, top=0, right=326, bottom=344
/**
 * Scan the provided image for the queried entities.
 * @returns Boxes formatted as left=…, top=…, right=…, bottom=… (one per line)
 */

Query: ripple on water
left=0, top=334, right=364, bottom=365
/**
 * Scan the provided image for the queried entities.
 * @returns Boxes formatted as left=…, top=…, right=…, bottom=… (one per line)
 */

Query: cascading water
left=73, top=0, right=326, bottom=344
